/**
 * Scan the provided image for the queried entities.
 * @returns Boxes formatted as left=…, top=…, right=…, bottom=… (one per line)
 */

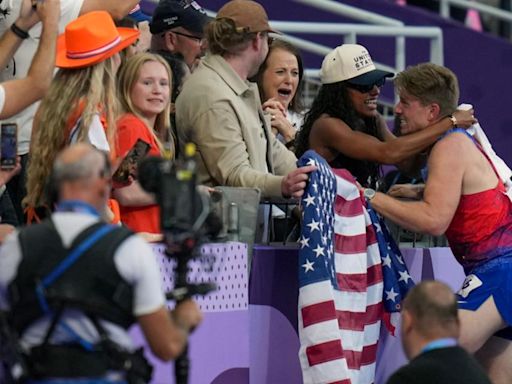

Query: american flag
left=297, top=150, right=414, bottom=384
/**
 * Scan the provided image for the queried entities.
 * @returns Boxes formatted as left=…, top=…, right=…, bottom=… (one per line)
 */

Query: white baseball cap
left=320, top=44, right=394, bottom=85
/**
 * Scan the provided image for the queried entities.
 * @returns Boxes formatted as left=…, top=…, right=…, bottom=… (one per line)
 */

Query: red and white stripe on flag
left=298, top=168, right=384, bottom=384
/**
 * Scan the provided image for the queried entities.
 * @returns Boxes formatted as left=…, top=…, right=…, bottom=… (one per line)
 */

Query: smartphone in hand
left=112, top=139, right=150, bottom=185
left=0, top=123, right=17, bottom=170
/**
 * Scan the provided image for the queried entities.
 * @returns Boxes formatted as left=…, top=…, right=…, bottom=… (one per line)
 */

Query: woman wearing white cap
left=295, top=44, right=476, bottom=189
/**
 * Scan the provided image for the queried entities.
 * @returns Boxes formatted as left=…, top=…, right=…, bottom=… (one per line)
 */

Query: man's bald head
left=51, top=144, right=111, bottom=209
left=403, top=280, right=459, bottom=339
left=52, top=144, right=109, bottom=187
left=56, top=143, right=99, bottom=165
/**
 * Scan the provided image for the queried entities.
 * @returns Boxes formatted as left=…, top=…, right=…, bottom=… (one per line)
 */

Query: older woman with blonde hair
left=113, top=52, right=173, bottom=235
left=24, top=11, right=139, bottom=220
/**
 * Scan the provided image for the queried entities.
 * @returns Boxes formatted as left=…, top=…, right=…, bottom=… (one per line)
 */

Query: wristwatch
left=363, top=188, right=376, bottom=201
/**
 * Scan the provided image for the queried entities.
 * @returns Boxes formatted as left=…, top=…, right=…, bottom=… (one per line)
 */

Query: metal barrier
left=440, top=0, right=512, bottom=25
left=293, top=0, right=405, bottom=26
left=274, top=21, right=442, bottom=111
left=274, top=21, right=444, bottom=73
left=285, top=0, right=444, bottom=110
left=290, top=0, right=407, bottom=89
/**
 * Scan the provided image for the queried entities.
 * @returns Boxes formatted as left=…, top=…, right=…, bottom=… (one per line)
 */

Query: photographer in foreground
left=0, top=143, right=202, bottom=383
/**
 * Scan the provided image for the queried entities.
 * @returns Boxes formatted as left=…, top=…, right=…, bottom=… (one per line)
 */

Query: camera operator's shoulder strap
left=12, top=219, right=135, bottom=334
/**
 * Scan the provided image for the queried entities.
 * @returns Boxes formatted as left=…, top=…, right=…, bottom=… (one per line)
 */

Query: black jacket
left=386, top=346, right=492, bottom=384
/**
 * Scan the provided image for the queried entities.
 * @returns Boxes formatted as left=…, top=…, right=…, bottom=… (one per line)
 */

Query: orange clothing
left=115, top=113, right=161, bottom=234
left=108, top=199, right=121, bottom=225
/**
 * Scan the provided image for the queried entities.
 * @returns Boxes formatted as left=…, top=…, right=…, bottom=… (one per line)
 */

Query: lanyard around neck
left=421, top=338, right=457, bottom=354
left=56, top=200, right=99, bottom=217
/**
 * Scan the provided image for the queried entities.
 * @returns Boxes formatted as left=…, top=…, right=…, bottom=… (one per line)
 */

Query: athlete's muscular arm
left=370, top=135, right=465, bottom=235
left=312, top=109, right=475, bottom=166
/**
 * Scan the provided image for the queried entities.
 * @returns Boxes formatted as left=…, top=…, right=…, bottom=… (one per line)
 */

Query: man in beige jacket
left=176, top=0, right=314, bottom=199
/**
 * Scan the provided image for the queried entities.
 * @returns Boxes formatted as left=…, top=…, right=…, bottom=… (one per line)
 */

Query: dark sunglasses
left=345, top=77, right=386, bottom=93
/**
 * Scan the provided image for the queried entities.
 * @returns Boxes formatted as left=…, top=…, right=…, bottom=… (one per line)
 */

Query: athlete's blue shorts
left=456, top=255, right=512, bottom=339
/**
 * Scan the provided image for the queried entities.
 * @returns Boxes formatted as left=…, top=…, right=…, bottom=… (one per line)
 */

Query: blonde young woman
left=24, top=11, right=139, bottom=221
left=113, top=52, right=173, bottom=235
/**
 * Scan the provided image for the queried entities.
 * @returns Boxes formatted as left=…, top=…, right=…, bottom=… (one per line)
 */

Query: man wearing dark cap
left=150, top=0, right=210, bottom=71
left=176, top=0, right=315, bottom=200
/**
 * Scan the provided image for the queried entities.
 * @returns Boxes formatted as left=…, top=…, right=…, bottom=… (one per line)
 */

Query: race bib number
left=458, top=274, right=483, bottom=298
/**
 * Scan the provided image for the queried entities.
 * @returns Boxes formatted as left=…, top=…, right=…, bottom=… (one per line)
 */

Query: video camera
left=138, top=144, right=221, bottom=252
left=138, top=144, right=221, bottom=384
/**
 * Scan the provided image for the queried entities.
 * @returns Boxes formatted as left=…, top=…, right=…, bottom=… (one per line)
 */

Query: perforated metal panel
left=153, top=242, right=248, bottom=312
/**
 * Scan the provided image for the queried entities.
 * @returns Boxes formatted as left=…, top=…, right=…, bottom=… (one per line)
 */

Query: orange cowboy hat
left=56, top=11, right=140, bottom=69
